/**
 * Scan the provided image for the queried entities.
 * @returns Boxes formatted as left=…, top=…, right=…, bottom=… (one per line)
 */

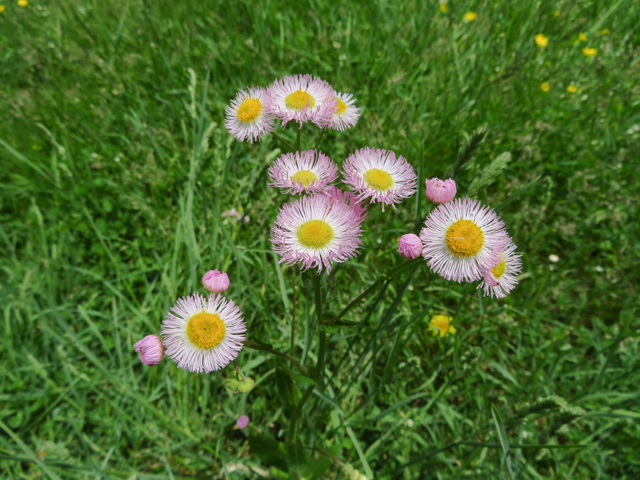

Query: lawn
left=1, top=0, right=639, bottom=478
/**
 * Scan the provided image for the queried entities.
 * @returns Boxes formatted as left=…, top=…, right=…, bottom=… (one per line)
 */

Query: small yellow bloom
left=600, top=28, right=610, bottom=35
left=0, top=5, right=5, bottom=12
left=567, top=85, right=577, bottom=93
left=439, top=3, right=447, bottom=13
left=464, top=11, right=477, bottom=22
left=17, top=0, right=27, bottom=6
left=578, top=32, right=587, bottom=41
left=534, top=33, right=548, bottom=48
left=429, top=315, right=456, bottom=338
left=541, top=82, right=550, bottom=92
left=582, top=47, right=598, bottom=57
left=553, top=10, right=560, bottom=18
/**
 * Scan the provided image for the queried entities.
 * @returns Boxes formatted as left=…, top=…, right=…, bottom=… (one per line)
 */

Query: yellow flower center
left=336, top=97, right=347, bottom=114
left=364, top=168, right=394, bottom=191
left=429, top=315, right=455, bottom=337
left=492, top=259, right=506, bottom=279
left=297, top=220, right=334, bottom=249
left=236, top=98, right=262, bottom=123
left=446, top=219, right=484, bottom=257
left=187, top=312, right=226, bottom=350
left=291, top=170, right=318, bottom=187
left=285, top=90, right=315, bottom=110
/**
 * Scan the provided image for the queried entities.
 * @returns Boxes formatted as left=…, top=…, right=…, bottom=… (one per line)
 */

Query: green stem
left=323, top=258, right=420, bottom=326
left=270, top=131, right=295, bottom=151
left=243, top=340, right=312, bottom=377
left=290, top=272, right=297, bottom=407
left=295, top=126, right=301, bottom=151
left=313, top=128, right=326, bottom=150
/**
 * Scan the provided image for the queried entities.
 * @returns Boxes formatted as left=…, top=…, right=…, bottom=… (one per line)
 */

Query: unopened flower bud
left=237, top=377, right=255, bottom=393
left=134, top=335, right=164, bottom=366
left=236, top=415, right=250, bottom=429
left=225, top=377, right=240, bottom=392
left=425, top=177, right=456, bottom=203
left=203, top=270, right=230, bottom=293
left=398, top=234, right=422, bottom=259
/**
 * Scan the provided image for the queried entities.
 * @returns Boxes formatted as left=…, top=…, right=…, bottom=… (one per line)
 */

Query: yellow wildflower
left=567, top=85, right=577, bottom=93
left=439, top=3, right=447, bottom=13
left=553, top=10, right=560, bottom=18
left=541, top=82, right=550, bottom=92
left=600, top=28, right=610, bottom=35
left=429, top=315, right=456, bottom=338
left=582, top=47, right=598, bottom=57
left=464, top=11, right=477, bottom=22
left=534, top=33, right=549, bottom=48
left=579, top=32, right=587, bottom=41
left=17, top=0, right=26, bottom=5
left=0, top=5, right=5, bottom=12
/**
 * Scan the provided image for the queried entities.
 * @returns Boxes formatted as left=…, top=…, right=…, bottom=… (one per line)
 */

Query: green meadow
left=1, top=0, right=639, bottom=478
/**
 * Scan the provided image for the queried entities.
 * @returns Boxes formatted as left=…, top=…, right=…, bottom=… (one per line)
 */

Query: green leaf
left=248, top=435, right=287, bottom=472
left=491, top=404, right=514, bottom=480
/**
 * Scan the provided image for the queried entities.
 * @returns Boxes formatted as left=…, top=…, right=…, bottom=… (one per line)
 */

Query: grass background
left=1, top=0, right=640, bottom=478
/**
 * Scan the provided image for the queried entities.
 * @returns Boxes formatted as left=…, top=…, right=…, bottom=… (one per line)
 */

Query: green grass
left=1, top=0, right=640, bottom=478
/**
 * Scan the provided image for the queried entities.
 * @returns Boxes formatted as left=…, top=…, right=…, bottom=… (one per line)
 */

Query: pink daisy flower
left=265, top=74, right=336, bottom=127
left=425, top=178, right=457, bottom=203
left=271, top=190, right=366, bottom=273
left=161, top=293, right=246, bottom=373
left=420, top=198, right=509, bottom=283
left=478, top=239, right=522, bottom=298
left=134, top=335, right=164, bottom=366
left=325, top=92, right=361, bottom=131
left=398, top=233, right=423, bottom=259
left=268, top=150, right=338, bottom=195
left=224, top=87, right=275, bottom=143
left=342, top=147, right=417, bottom=211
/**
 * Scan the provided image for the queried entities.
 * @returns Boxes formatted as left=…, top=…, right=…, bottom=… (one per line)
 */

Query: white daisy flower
left=268, top=149, right=338, bottom=195
left=265, top=74, right=336, bottom=127
left=478, top=239, right=522, bottom=298
left=224, top=86, right=275, bottom=143
left=325, top=92, right=361, bottom=131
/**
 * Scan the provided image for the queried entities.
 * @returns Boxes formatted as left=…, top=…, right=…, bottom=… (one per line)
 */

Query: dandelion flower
left=161, top=293, right=246, bottom=373
left=567, top=85, right=577, bottom=93
left=535, top=34, right=549, bottom=48
left=0, top=6, right=5, bottom=12
left=225, top=87, right=275, bottom=143
left=17, top=0, right=27, bottom=6
left=478, top=240, right=522, bottom=298
left=325, top=92, right=361, bottom=131
left=268, top=150, right=338, bottom=195
left=134, top=335, right=164, bottom=366
left=439, top=3, right=447, bottom=13
left=541, top=82, right=550, bottom=92
left=429, top=315, right=456, bottom=338
left=271, top=189, right=366, bottom=273
left=582, top=47, right=597, bottom=57
left=398, top=234, right=422, bottom=260
left=266, top=74, right=336, bottom=128
left=425, top=178, right=456, bottom=203
left=578, top=32, right=587, bottom=41
left=343, top=147, right=417, bottom=211
left=203, top=270, right=230, bottom=294
left=420, top=198, right=509, bottom=283
left=464, top=11, right=477, bottom=21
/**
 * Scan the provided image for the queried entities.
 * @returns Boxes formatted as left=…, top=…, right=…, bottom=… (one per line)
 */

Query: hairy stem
left=270, top=131, right=295, bottom=151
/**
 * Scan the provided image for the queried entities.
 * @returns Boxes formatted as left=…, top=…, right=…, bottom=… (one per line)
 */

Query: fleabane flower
left=425, top=178, right=456, bottom=203
left=268, top=150, right=338, bottom=195
left=266, top=74, right=336, bottom=127
left=271, top=189, right=366, bottom=273
left=203, top=270, right=230, bottom=293
left=343, top=147, right=417, bottom=211
left=224, top=87, right=275, bottom=143
left=325, top=92, right=361, bottom=131
left=428, top=315, right=456, bottom=338
left=161, top=293, right=246, bottom=373
left=478, top=239, right=522, bottom=299
left=398, top=234, right=422, bottom=259
left=420, top=198, right=509, bottom=283
left=134, top=335, right=164, bottom=366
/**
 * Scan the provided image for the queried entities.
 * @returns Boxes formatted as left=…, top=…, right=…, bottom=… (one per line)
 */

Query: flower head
left=161, top=293, right=246, bottom=373
left=478, top=239, right=522, bottom=299
left=425, top=178, right=456, bottom=203
left=398, top=234, right=422, bottom=259
left=420, top=198, right=509, bottom=283
left=567, top=84, right=577, bottom=93
left=429, top=315, right=456, bottom=337
left=541, top=82, right=550, bottom=92
left=266, top=74, right=336, bottom=128
left=268, top=150, right=338, bottom=195
left=0, top=6, right=5, bottom=13
left=271, top=189, right=366, bottom=273
left=237, top=415, right=250, bottom=429
left=534, top=33, right=548, bottom=47
left=203, top=270, right=230, bottom=293
left=582, top=47, right=597, bottom=57
left=439, top=3, right=447, bottom=12
left=325, top=92, right=361, bottom=131
left=17, top=0, right=27, bottom=6
left=578, top=32, right=587, bottom=41
left=224, top=87, right=275, bottom=143
left=343, top=147, right=417, bottom=211
left=464, top=11, right=477, bottom=21
left=134, top=335, right=164, bottom=366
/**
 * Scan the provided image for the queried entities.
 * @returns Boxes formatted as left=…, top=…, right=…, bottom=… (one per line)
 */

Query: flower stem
left=243, top=340, right=312, bottom=377
left=270, top=131, right=295, bottom=151
left=313, top=128, right=326, bottom=150
left=295, top=126, right=301, bottom=151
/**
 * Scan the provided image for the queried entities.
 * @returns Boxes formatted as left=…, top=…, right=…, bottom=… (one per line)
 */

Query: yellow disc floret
left=429, top=314, right=456, bottom=338
left=291, top=170, right=318, bottom=187
left=236, top=98, right=262, bottom=123
left=364, top=168, right=394, bottom=191
left=446, top=219, right=484, bottom=257
left=285, top=90, right=315, bottom=110
left=492, top=259, right=506, bottom=279
left=297, top=220, right=334, bottom=249
left=187, top=312, right=226, bottom=350
left=336, top=97, right=347, bottom=114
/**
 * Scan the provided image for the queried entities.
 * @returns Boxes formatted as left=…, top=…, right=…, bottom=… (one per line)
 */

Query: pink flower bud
left=398, top=234, right=422, bottom=259
left=203, top=270, right=230, bottom=293
left=134, top=335, right=164, bottom=366
left=425, top=178, right=456, bottom=203
left=236, top=415, right=249, bottom=429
